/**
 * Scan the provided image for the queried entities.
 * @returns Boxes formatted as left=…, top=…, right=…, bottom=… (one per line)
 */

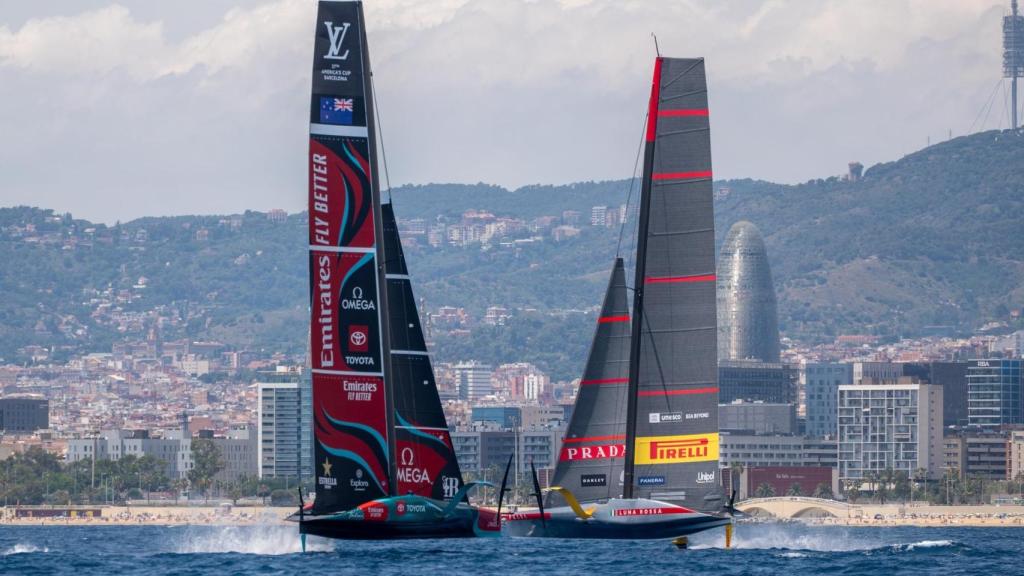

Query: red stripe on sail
left=651, top=171, right=713, bottom=181
left=638, top=387, right=719, bottom=397
left=580, top=377, right=629, bottom=385
left=598, top=315, right=630, bottom=323
left=645, top=274, right=716, bottom=284
left=645, top=57, right=664, bottom=142
left=562, top=434, right=627, bottom=444
left=658, top=109, right=709, bottom=117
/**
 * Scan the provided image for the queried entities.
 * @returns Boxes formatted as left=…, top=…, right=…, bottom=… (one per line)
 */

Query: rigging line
left=968, top=79, right=1003, bottom=134
left=370, top=68, right=394, bottom=202
left=639, top=305, right=674, bottom=413
left=616, top=111, right=649, bottom=258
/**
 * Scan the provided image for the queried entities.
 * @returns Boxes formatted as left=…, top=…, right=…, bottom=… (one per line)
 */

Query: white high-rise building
left=257, top=379, right=301, bottom=479
left=455, top=361, right=493, bottom=401
left=837, top=379, right=944, bottom=483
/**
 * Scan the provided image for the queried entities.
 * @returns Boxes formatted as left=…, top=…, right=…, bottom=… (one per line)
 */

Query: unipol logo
left=323, top=21, right=351, bottom=60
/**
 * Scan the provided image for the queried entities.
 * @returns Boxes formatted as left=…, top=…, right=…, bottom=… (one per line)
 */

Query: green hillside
left=1, top=129, right=1021, bottom=377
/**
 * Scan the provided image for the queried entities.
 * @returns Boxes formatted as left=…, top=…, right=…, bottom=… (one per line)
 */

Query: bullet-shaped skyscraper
left=717, top=221, right=780, bottom=363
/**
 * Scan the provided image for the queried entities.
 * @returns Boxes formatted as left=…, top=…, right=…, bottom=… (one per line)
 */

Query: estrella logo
left=634, top=434, right=718, bottom=465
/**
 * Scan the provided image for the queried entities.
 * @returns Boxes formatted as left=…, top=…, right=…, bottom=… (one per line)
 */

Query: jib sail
left=548, top=258, right=631, bottom=505
left=382, top=203, right=466, bottom=501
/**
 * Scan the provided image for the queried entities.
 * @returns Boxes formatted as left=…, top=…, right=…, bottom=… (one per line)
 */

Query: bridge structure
left=736, top=497, right=857, bottom=519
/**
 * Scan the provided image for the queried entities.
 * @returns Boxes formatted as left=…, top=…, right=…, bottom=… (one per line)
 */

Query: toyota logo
left=350, top=330, right=367, bottom=347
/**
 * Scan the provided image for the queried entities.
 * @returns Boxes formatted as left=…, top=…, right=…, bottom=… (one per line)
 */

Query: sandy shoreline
left=0, top=505, right=295, bottom=526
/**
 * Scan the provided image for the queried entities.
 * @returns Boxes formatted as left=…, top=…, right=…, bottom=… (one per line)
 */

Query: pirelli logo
left=634, top=434, right=719, bottom=465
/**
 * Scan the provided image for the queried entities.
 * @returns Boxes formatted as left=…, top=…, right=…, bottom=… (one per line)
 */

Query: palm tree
left=844, top=479, right=862, bottom=503
left=813, top=482, right=834, bottom=500
left=786, top=483, right=803, bottom=497
left=755, top=482, right=776, bottom=498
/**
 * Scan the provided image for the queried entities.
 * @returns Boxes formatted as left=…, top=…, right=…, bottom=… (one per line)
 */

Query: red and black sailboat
left=292, top=0, right=499, bottom=540
left=505, top=57, right=733, bottom=541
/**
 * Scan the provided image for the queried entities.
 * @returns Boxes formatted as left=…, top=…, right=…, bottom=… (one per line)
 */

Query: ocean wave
left=892, top=540, right=958, bottom=552
left=173, top=525, right=334, bottom=555
left=2, top=543, right=49, bottom=556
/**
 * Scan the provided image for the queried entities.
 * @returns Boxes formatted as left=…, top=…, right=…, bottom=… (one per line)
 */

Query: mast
left=623, top=58, right=663, bottom=499
left=361, top=6, right=399, bottom=498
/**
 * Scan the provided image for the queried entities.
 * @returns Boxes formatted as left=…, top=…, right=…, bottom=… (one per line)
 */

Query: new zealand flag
left=319, top=97, right=354, bottom=125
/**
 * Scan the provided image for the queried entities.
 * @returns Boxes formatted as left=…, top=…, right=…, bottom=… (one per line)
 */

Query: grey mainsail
left=623, top=57, right=722, bottom=513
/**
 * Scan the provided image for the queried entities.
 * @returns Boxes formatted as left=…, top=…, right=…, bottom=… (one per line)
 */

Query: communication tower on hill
left=1006, top=0, right=1024, bottom=128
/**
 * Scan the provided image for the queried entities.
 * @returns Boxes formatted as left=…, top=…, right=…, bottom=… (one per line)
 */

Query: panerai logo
left=323, top=22, right=351, bottom=60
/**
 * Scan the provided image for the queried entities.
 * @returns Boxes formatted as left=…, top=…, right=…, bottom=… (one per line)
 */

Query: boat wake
left=690, top=525, right=964, bottom=555
left=2, top=543, right=49, bottom=556
left=173, top=525, right=334, bottom=555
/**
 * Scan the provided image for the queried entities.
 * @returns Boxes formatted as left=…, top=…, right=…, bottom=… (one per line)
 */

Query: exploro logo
left=323, top=22, right=351, bottom=60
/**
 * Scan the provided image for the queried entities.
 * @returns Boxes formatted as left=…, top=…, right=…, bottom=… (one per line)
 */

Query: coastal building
left=904, top=361, right=969, bottom=427
left=837, top=379, right=944, bottom=482
left=451, top=427, right=562, bottom=476
left=852, top=362, right=903, bottom=384
left=1009, top=431, right=1024, bottom=481
left=803, top=363, right=853, bottom=438
left=967, top=359, right=1023, bottom=428
left=0, top=396, right=49, bottom=433
left=299, top=370, right=313, bottom=482
left=257, top=377, right=301, bottom=479
left=718, top=401, right=797, bottom=435
left=718, top=360, right=797, bottom=404
left=716, top=221, right=781, bottom=363
left=66, top=427, right=256, bottom=482
left=739, top=466, right=837, bottom=500
left=471, top=406, right=521, bottom=428
left=943, top=427, right=1009, bottom=481
left=455, top=361, right=493, bottom=401
left=718, top=433, right=837, bottom=469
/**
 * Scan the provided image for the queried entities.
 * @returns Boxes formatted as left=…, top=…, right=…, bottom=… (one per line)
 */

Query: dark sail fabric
left=382, top=204, right=466, bottom=501
left=308, top=0, right=392, bottom=514
left=547, top=259, right=631, bottom=505
left=626, top=58, right=721, bottom=512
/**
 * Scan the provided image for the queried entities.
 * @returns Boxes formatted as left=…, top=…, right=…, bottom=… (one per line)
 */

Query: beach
left=0, top=505, right=295, bottom=526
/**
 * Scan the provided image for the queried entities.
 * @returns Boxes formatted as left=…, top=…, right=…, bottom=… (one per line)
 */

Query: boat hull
left=503, top=498, right=729, bottom=540
left=288, top=495, right=501, bottom=540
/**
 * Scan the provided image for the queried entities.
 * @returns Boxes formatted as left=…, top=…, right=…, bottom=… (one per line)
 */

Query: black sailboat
left=292, top=0, right=499, bottom=540
left=505, top=57, right=731, bottom=541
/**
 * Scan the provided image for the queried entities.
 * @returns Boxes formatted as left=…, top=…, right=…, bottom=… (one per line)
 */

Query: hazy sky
left=0, top=0, right=1014, bottom=222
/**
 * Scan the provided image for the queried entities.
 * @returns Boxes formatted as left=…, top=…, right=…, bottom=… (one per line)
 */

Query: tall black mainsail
left=382, top=203, right=466, bottom=502
left=307, top=0, right=394, bottom=516
left=623, top=57, right=721, bottom=512
left=547, top=258, right=631, bottom=505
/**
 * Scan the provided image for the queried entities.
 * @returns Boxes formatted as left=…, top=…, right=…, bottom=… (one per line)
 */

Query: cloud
left=0, top=0, right=1012, bottom=222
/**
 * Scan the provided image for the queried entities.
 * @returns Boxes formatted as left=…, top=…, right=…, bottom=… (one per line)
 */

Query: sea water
left=0, top=523, right=1017, bottom=575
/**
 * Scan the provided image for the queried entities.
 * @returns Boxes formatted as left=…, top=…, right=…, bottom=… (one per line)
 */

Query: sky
left=0, top=0, right=1015, bottom=223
